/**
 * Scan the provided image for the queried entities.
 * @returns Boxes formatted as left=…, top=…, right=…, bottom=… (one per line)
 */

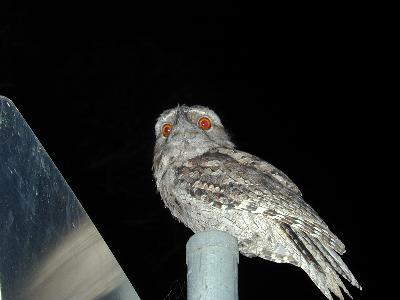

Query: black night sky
left=1, top=4, right=385, bottom=300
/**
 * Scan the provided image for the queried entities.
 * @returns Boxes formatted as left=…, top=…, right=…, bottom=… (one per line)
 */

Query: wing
left=215, top=147, right=303, bottom=196
left=174, top=149, right=361, bottom=298
left=175, top=148, right=345, bottom=255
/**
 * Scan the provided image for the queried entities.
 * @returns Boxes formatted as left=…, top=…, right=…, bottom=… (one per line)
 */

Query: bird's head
left=153, top=105, right=234, bottom=177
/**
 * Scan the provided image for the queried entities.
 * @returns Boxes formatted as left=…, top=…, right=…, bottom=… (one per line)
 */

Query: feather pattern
left=153, top=105, right=361, bottom=299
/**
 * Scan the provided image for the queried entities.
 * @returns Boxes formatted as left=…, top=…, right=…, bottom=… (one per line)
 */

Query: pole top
left=186, top=230, right=239, bottom=264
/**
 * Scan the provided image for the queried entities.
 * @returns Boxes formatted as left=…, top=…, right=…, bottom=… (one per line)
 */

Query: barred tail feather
left=297, top=233, right=350, bottom=300
left=279, top=223, right=334, bottom=299
left=312, top=237, right=361, bottom=290
left=279, top=223, right=361, bottom=299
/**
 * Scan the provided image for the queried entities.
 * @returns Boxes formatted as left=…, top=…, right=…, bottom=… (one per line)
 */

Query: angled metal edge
left=0, top=96, right=141, bottom=300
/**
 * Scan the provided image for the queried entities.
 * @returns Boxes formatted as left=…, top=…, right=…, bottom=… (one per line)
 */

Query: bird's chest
left=158, top=168, right=222, bottom=230
left=159, top=169, right=245, bottom=233
left=158, top=168, right=279, bottom=258
left=157, top=168, right=188, bottom=223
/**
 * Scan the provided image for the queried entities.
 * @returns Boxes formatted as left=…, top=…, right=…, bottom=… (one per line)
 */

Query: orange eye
left=161, top=123, right=172, bottom=137
left=197, top=117, right=212, bottom=130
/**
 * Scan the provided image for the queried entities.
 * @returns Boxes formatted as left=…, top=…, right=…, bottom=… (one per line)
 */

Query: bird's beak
left=170, top=105, right=198, bottom=139
left=175, top=104, right=185, bottom=122
left=174, top=105, right=190, bottom=127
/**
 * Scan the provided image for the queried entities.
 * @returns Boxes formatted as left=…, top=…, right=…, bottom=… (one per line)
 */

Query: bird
left=152, top=104, right=361, bottom=299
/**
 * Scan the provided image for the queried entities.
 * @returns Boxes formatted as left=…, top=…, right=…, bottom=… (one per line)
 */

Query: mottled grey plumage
left=153, top=105, right=361, bottom=299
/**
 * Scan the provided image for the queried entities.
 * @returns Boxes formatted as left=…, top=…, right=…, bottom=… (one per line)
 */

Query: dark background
left=1, top=4, right=385, bottom=299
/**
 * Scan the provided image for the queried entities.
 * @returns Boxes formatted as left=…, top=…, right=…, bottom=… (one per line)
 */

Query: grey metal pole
left=186, top=230, right=239, bottom=300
